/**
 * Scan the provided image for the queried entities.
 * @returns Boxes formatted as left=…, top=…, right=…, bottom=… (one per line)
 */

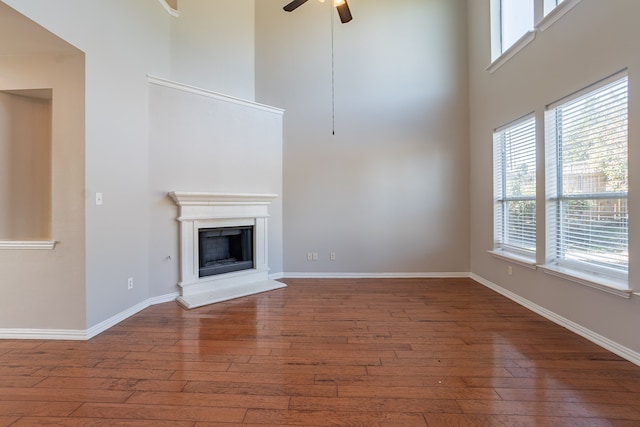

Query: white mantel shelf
left=169, top=192, right=278, bottom=207
left=169, top=191, right=284, bottom=309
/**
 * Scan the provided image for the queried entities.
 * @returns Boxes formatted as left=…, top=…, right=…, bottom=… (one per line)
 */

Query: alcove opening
left=0, top=89, right=52, bottom=240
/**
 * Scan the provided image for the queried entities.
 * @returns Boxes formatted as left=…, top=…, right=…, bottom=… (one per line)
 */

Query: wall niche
left=0, top=89, right=52, bottom=241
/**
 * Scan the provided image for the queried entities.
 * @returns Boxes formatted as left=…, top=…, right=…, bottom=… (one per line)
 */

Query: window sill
left=539, top=264, right=631, bottom=299
left=489, top=250, right=537, bottom=269
left=537, top=0, right=583, bottom=32
left=487, top=31, right=536, bottom=74
left=0, top=241, right=57, bottom=250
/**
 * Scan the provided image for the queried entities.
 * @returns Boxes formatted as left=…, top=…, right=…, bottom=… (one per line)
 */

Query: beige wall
left=256, top=0, right=470, bottom=274
left=0, top=52, right=86, bottom=330
left=0, top=91, right=51, bottom=240
left=468, top=0, right=640, bottom=355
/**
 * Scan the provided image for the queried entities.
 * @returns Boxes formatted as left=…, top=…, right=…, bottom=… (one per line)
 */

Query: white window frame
left=543, top=71, right=630, bottom=296
left=492, top=114, right=537, bottom=264
left=543, top=0, right=563, bottom=16
left=489, top=0, right=583, bottom=71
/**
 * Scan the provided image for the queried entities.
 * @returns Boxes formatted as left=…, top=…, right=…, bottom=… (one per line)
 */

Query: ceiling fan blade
left=283, top=0, right=310, bottom=12
left=336, top=0, right=353, bottom=23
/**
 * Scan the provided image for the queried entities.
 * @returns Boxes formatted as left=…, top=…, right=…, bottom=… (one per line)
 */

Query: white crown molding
left=147, top=75, right=284, bottom=115
left=470, top=273, right=640, bottom=367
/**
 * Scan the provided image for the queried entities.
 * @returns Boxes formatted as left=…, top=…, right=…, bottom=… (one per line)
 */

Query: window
left=501, top=0, right=534, bottom=53
left=545, top=73, right=628, bottom=284
left=494, top=115, right=537, bottom=258
left=544, top=0, right=565, bottom=16
left=490, top=0, right=582, bottom=67
left=491, top=0, right=534, bottom=61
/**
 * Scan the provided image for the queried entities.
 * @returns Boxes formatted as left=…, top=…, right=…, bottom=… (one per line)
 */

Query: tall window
left=494, top=115, right=537, bottom=257
left=500, top=0, right=534, bottom=53
left=545, top=73, right=628, bottom=282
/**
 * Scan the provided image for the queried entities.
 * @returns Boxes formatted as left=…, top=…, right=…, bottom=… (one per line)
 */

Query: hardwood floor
left=1, top=278, right=639, bottom=426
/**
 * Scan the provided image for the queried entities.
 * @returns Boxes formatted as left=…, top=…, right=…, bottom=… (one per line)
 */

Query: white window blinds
left=545, top=74, right=628, bottom=277
left=494, top=115, right=536, bottom=255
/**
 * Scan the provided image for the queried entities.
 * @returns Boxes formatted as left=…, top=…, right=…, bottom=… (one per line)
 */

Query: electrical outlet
left=312, top=252, right=318, bottom=261
left=127, top=277, right=134, bottom=290
left=307, top=252, right=313, bottom=261
left=508, top=266, right=513, bottom=276
left=330, top=252, right=336, bottom=261
left=96, top=192, right=103, bottom=205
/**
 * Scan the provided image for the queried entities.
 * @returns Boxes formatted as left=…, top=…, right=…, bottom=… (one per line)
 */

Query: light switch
left=96, top=192, right=103, bottom=205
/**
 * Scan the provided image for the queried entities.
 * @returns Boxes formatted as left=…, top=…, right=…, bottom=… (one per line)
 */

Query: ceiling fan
left=283, top=0, right=353, bottom=23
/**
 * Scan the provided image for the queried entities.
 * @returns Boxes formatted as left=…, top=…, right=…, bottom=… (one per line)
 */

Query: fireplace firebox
left=198, top=226, right=254, bottom=277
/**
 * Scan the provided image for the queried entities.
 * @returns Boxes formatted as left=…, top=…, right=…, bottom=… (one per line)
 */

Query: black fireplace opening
left=198, top=226, right=254, bottom=277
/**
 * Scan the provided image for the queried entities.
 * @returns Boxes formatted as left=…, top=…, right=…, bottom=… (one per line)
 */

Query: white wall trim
left=85, top=299, right=151, bottom=339
left=0, top=240, right=57, bottom=250
left=537, top=0, right=583, bottom=32
left=0, top=291, right=180, bottom=341
left=487, top=31, right=536, bottom=73
left=157, top=0, right=180, bottom=17
left=147, top=75, right=284, bottom=115
left=149, top=291, right=180, bottom=305
left=539, top=264, right=631, bottom=299
left=470, top=273, right=640, bottom=367
left=0, top=328, right=87, bottom=341
left=284, top=272, right=471, bottom=279
left=489, top=250, right=537, bottom=269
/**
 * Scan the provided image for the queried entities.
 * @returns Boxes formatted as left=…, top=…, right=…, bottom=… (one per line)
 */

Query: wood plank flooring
left=1, top=278, right=640, bottom=426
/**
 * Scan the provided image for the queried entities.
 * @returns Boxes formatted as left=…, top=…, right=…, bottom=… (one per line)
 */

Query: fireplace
left=199, top=226, right=253, bottom=277
left=169, top=192, right=286, bottom=309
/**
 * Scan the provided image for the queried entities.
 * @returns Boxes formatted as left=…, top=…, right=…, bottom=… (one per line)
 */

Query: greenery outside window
left=545, top=72, right=628, bottom=286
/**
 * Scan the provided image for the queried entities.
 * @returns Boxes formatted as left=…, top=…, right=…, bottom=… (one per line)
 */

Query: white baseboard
left=0, top=328, right=87, bottom=341
left=85, top=299, right=151, bottom=339
left=149, top=291, right=180, bottom=305
left=283, top=272, right=471, bottom=279
left=470, top=273, right=640, bottom=367
left=0, top=291, right=180, bottom=341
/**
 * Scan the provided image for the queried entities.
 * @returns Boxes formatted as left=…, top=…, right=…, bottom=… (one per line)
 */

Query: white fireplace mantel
left=169, top=192, right=285, bottom=309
